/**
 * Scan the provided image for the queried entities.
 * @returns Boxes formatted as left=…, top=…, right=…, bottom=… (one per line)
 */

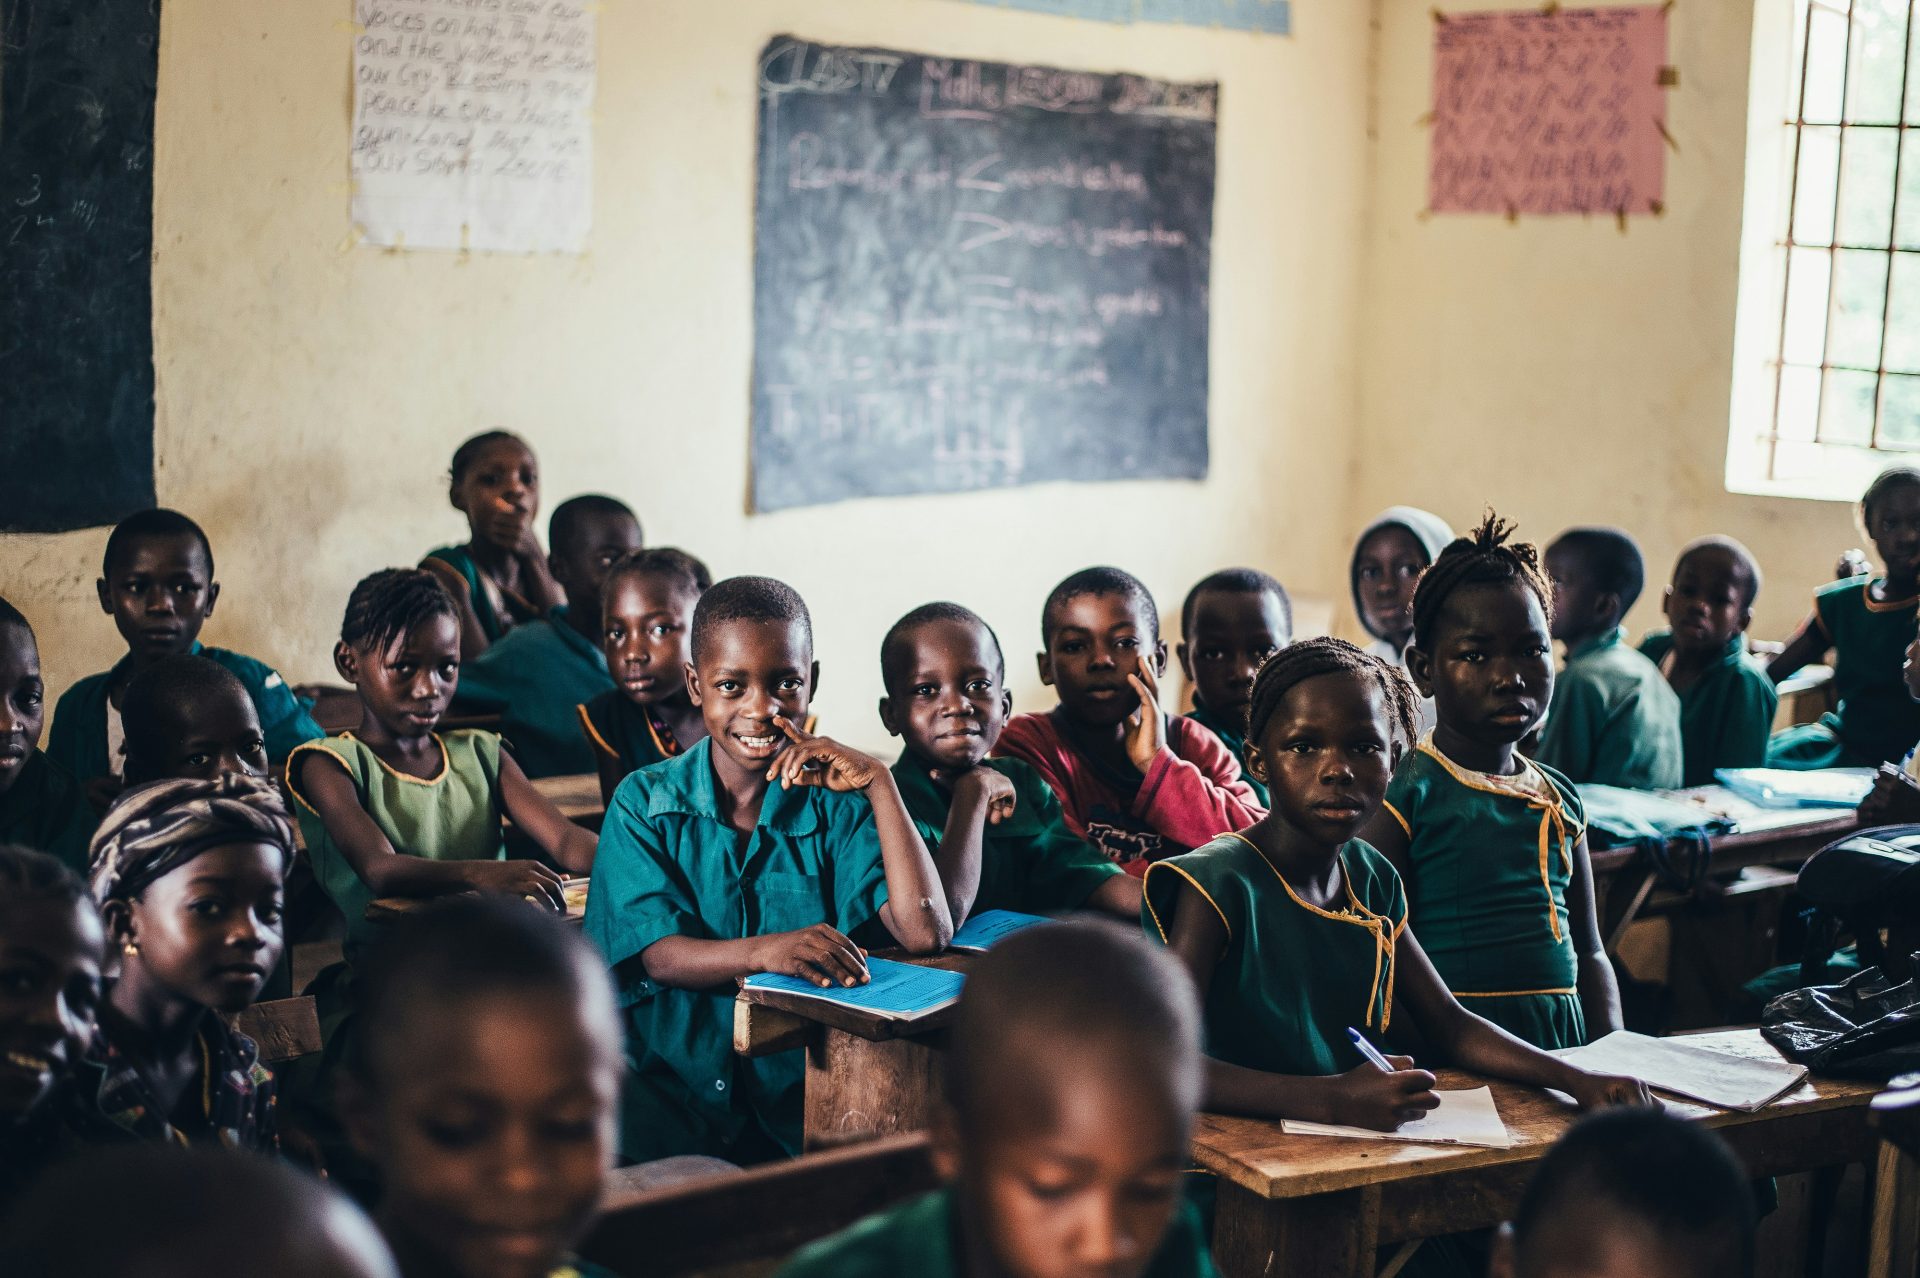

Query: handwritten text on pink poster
left=1428, top=6, right=1669, bottom=216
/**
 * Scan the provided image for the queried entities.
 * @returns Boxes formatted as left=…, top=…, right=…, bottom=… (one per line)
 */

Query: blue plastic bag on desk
left=1580, top=784, right=1734, bottom=891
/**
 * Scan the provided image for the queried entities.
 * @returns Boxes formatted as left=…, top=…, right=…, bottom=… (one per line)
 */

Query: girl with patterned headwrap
left=84, top=773, right=294, bottom=1151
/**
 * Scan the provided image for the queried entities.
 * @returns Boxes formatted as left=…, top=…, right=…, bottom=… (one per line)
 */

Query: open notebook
left=1282, top=1086, right=1513, bottom=1149
left=1553, top=1031, right=1808, bottom=1111
left=741, top=958, right=965, bottom=1021
left=948, top=909, right=1051, bottom=952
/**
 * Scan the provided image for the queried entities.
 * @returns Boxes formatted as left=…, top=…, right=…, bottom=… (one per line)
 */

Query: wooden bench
left=578, top=1133, right=939, bottom=1277
left=229, top=995, right=321, bottom=1066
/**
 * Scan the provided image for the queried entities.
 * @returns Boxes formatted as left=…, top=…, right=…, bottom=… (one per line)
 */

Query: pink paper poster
left=1428, top=6, right=1669, bottom=216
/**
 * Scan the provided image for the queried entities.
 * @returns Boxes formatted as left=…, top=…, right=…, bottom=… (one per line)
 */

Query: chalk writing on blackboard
left=751, top=38, right=1217, bottom=513
left=951, top=0, right=1291, bottom=36
left=350, top=0, right=596, bottom=252
left=1427, top=6, right=1669, bottom=217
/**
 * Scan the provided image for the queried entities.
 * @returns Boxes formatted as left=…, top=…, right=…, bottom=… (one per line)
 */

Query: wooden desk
left=734, top=951, right=976, bottom=1152
left=1195, top=1030, right=1892, bottom=1278
left=364, top=877, right=589, bottom=926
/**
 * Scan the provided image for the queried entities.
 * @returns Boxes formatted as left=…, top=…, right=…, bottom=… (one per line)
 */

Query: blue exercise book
left=742, top=958, right=965, bottom=1020
left=1713, top=767, right=1876, bottom=809
left=949, top=909, right=1051, bottom=952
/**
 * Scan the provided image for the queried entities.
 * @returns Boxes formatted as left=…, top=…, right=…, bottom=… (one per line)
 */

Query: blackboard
left=751, top=37, right=1216, bottom=513
left=0, top=0, right=158, bottom=533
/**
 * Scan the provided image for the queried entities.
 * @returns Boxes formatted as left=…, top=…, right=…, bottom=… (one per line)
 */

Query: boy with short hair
left=46, top=509, right=321, bottom=805
left=1538, top=528, right=1684, bottom=790
left=879, top=602, right=1140, bottom=927
left=1175, top=568, right=1293, bottom=805
left=993, top=568, right=1263, bottom=875
left=120, top=655, right=270, bottom=786
left=456, top=494, right=643, bottom=778
left=1490, top=1108, right=1756, bottom=1278
left=778, top=919, right=1217, bottom=1278
left=1638, top=537, right=1778, bottom=787
left=585, top=576, right=950, bottom=1165
left=0, top=599, right=95, bottom=873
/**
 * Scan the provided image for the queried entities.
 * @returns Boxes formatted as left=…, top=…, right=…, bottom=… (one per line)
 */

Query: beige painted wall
left=5, top=0, right=1372, bottom=747
left=1356, top=0, right=1857, bottom=646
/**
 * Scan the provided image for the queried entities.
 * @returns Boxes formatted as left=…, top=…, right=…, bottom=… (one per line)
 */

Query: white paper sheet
left=1282, top=1086, right=1514, bottom=1148
left=350, top=0, right=595, bottom=253
left=1555, top=1032, right=1808, bottom=1112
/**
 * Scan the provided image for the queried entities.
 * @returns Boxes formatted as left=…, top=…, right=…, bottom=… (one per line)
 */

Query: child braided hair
left=340, top=568, right=458, bottom=653
left=0, top=843, right=88, bottom=911
left=1245, top=636, right=1421, bottom=752
left=1409, top=511, right=1554, bottom=653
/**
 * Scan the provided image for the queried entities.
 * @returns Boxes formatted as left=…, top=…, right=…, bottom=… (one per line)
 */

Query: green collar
left=888, top=753, right=1043, bottom=838
left=641, top=738, right=821, bottom=836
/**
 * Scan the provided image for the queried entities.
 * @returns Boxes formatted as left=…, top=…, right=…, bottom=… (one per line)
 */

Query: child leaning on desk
left=1142, top=639, right=1652, bottom=1134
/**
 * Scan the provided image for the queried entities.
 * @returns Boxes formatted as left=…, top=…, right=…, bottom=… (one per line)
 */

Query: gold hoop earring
left=121, top=941, right=139, bottom=958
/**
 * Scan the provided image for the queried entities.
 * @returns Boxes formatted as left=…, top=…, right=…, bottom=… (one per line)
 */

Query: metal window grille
left=1764, top=0, right=1920, bottom=480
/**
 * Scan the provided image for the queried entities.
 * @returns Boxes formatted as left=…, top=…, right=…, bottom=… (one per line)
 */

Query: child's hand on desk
left=1329, top=1057, right=1440, bottom=1131
left=951, top=765, right=1018, bottom=825
left=748, top=923, right=871, bottom=989
left=1861, top=768, right=1920, bottom=826
left=463, top=859, right=569, bottom=910
left=1566, top=1071, right=1657, bottom=1111
left=768, top=716, right=882, bottom=792
left=1123, top=662, right=1167, bottom=774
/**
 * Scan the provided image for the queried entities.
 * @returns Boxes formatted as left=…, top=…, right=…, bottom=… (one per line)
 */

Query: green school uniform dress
left=1143, top=833, right=1406, bottom=1074
left=578, top=690, right=683, bottom=782
left=1185, top=704, right=1269, bottom=806
left=890, top=754, right=1122, bottom=916
left=1384, top=738, right=1588, bottom=1051
left=456, top=607, right=612, bottom=778
left=776, top=1185, right=1218, bottom=1278
left=1536, top=627, right=1684, bottom=791
left=46, top=643, right=322, bottom=783
left=1768, top=576, right=1920, bottom=769
left=424, top=544, right=550, bottom=644
left=584, top=739, right=892, bottom=1166
left=0, top=750, right=98, bottom=874
left=286, top=730, right=506, bottom=955
left=1638, top=631, right=1780, bottom=788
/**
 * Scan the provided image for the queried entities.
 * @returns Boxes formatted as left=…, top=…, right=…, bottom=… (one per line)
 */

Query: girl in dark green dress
left=420, top=431, right=566, bottom=662
left=1145, top=637, right=1648, bottom=1134
left=1362, top=514, right=1623, bottom=1053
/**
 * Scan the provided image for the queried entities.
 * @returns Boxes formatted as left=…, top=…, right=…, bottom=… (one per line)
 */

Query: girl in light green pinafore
left=1361, top=513, right=1621, bottom=1054
left=1144, top=636, right=1647, bottom=1137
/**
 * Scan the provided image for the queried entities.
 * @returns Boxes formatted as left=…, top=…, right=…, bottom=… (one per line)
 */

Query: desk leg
left=1212, top=1179, right=1380, bottom=1278
left=1869, top=1140, right=1920, bottom=1278
left=802, top=1029, right=946, bottom=1152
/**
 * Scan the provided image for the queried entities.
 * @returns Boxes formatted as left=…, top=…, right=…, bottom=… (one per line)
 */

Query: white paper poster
left=350, top=0, right=595, bottom=253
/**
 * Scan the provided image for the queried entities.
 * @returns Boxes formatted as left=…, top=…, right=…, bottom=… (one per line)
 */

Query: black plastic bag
left=1761, top=961, right=1920, bottom=1079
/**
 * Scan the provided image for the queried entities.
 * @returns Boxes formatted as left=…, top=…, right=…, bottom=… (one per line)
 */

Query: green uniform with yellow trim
left=456, top=607, right=612, bottom=778
left=1384, top=737, right=1587, bottom=1052
left=1768, top=576, right=1920, bottom=769
left=0, top=750, right=97, bottom=875
left=286, top=730, right=507, bottom=956
left=578, top=689, right=684, bottom=783
left=1143, top=832, right=1405, bottom=1075
left=1185, top=704, right=1269, bottom=807
left=891, top=754, right=1123, bottom=917
left=584, top=738, right=892, bottom=1165
left=776, top=1185, right=1218, bottom=1278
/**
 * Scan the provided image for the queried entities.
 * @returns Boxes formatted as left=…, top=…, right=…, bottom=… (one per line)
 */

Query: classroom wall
left=1355, top=0, right=1852, bottom=646
left=5, top=0, right=1374, bottom=748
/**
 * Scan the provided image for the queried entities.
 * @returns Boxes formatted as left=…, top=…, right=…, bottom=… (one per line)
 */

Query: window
left=1728, top=0, right=1920, bottom=500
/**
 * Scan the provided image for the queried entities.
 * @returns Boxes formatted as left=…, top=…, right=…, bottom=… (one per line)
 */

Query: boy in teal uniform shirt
left=45, top=509, right=320, bottom=801
left=1637, top=537, right=1778, bottom=787
left=1176, top=568, right=1294, bottom=804
left=778, top=921, right=1217, bottom=1278
left=456, top=496, right=642, bottom=777
left=879, top=602, right=1139, bottom=924
left=585, top=576, right=950, bottom=1165
left=0, top=600, right=95, bottom=872
left=1538, top=528, right=1683, bottom=790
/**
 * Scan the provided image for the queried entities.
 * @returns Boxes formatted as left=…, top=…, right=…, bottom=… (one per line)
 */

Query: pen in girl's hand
left=1348, top=1027, right=1395, bottom=1072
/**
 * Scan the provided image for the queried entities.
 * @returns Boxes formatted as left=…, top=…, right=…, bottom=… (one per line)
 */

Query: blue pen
left=1348, top=1027, right=1394, bottom=1072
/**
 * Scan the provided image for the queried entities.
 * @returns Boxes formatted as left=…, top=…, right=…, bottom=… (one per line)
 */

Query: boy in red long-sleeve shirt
left=994, top=567, right=1265, bottom=876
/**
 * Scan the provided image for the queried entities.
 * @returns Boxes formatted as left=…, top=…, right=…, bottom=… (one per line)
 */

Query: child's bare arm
left=420, top=557, right=492, bottom=662
left=1086, top=873, right=1143, bottom=918
left=295, top=753, right=567, bottom=907
left=1566, top=832, right=1624, bottom=1036
left=1767, top=615, right=1829, bottom=683
left=768, top=716, right=953, bottom=952
left=496, top=752, right=597, bottom=873
left=929, top=766, right=1016, bottom=927
left=1397, top=924, right=1651, bottom=1111
left=1357, top=807, right=1413, bottom=881
left=1162, top=874, right=1437, bottom=1129
left=641, top=926, right=869, bottom=990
